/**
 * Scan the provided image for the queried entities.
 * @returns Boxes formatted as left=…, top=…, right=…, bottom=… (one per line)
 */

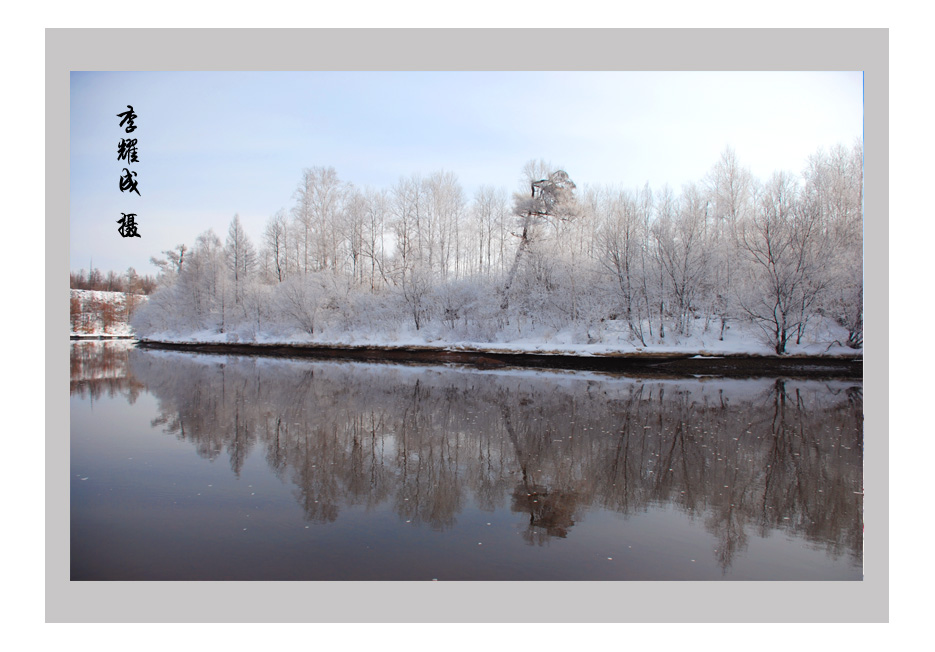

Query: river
left=70, top=340, right=863, bottom=581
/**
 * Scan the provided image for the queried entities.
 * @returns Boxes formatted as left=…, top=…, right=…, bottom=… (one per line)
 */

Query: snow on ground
left=70, top=289, right=146, bottom=338
left=78, top=288, right=860, bottom=358
left=140, top=314, right=861, bottom=358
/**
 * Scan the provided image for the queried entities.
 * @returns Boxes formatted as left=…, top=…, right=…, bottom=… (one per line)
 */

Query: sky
left=69, top=70, right=863, bottom=275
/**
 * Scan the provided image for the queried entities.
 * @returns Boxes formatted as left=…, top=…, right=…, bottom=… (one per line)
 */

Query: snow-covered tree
left=501, top=161, right=577, bottom=310
left=361, top=187, right=390, bottom=291
left=736, top=173, right=829, bottom=354
left=225, top=214, right=257, bottom=309
left=398, top=263, right=435, bottom=331
left=276, top=273, right=326, bottom=335
left=471, top=185, right=509, bottom=278
left=131, top=143, right=861, bottom=352
left=263, top=209, right=289, bottom=283
left=149, top=243, right=188, bottom=287
left=652, top=183, right=711, bottom=336
left=292, top=166, right=346, bottom=274
left=596, top=187, right=651, bottom=344
left=803, top=142, right=863, bottom=348
left=705, top=147, right=752, bottom=339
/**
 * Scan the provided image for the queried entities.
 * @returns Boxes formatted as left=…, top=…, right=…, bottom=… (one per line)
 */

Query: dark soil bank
left=136, top=341, right=862, bottom=379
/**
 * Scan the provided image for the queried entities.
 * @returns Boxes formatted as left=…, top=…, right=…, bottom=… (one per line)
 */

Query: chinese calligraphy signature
left=116, top=105, right=141, bottom=237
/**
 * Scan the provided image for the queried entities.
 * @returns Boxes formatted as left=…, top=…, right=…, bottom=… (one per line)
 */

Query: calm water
left=70, top=341, right=863, bottom=581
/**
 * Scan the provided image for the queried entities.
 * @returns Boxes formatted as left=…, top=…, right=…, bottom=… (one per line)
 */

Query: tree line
left=70, top=266, right=158, bottom=295
left=133, top=143, right=863, bottom=354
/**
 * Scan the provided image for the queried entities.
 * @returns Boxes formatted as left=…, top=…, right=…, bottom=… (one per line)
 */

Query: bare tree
left=225, top=214, right=257, bottom=310
left=597, top=188, right=649, bottom=344
left=389, top=175, right=424, bottom=280
left=737, top=173, right=828, bottom=354
left=803, top=142, right=863, bottom=348
left=400, top=263, right=434, bottom=331
left=277, top=274, right=326, bottom=335
left=652, top=183, right=711, bottom=336
left=425, top=170, right=464, bottom=280
left=292, top=166, right=346, bottom=274
left=263, top=209, right=289, bottom=283
left=362, top=187, right=391, bottom=291
left=705, top=147, right=752, bottom=339
left=341, top=187, right=367, bottom=285
left=471, top=185, right=509, bottom=278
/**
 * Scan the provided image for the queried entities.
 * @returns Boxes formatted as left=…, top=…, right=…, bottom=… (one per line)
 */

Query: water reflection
left=83, top=346, right=862, bottom=572
left=70, top=340, right=145, bottom=403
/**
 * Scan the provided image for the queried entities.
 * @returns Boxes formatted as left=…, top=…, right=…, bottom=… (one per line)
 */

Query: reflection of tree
left=293, top=428, right=340, bottom=523
left=510, top=486, right=578, bottom=544
left=126, top=349, right=863, bottom=568
left=500, top=400, right=582, bottom=544
left=393, top=379, right=466, bottom=530
left=749, top=379, right=863, bottom=565
left=264, top=415, right=289, bottom=479
left=70, top=341, right=144, bottom=403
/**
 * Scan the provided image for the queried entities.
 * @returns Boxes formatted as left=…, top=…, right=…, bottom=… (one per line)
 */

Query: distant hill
left=70, top=289, right=148, bottom=338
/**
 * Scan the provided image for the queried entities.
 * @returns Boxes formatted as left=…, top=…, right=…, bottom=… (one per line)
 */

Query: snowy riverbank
left=136, top=332, right=861, bottom=378
left=138, top=314, right=862, bottom=360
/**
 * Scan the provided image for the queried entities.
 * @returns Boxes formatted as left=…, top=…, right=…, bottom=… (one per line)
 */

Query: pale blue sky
left=70, top=70, right=863, bottom=274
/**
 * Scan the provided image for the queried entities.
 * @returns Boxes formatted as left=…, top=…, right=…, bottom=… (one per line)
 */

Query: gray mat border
left=47, top=28, right=887, bottom=623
